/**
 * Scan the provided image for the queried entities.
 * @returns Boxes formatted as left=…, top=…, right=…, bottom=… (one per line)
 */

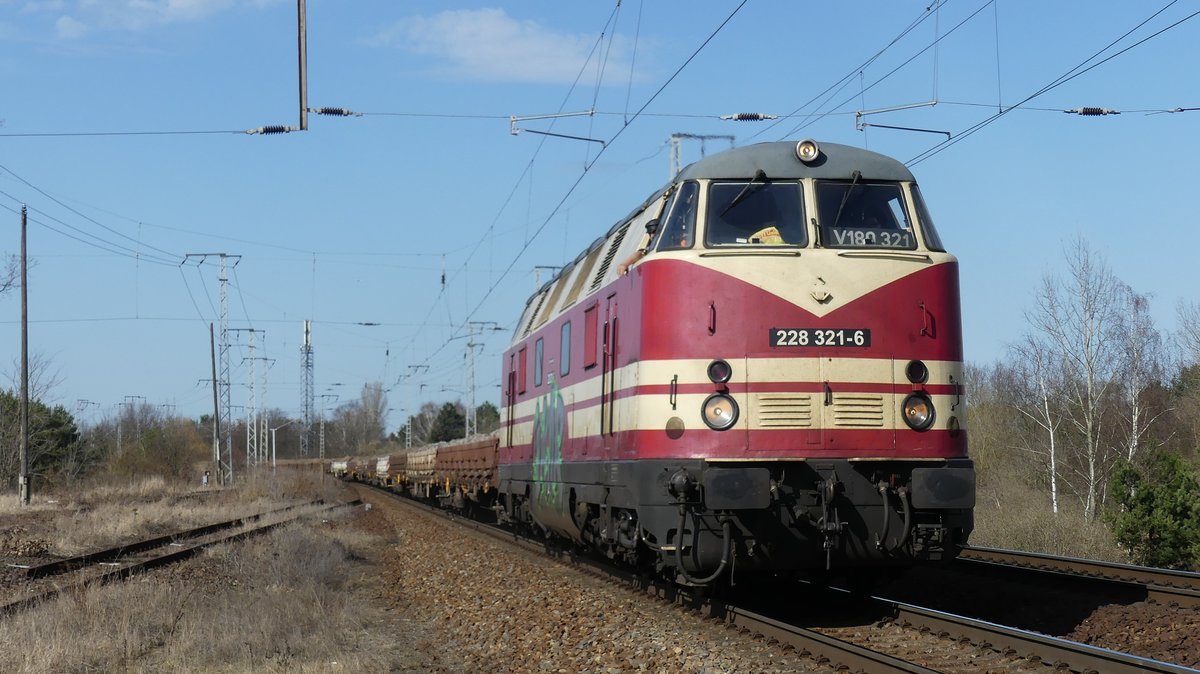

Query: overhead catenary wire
left=178, top=266, right=210, bottom=323
left=0, top=201, right=178, bottom=267
left=388, top=4, right=635, bottom=374
left=777, top=0, right=994, bottom=140
left=906, top=0, right=1198, bottom=167
left=747, top=0, right=952, bottom=143
left=402, top=1, right=751, bottom=379
left=623, top=0, right=645, bottom=125
left=0, top=162, right=182, bottom=262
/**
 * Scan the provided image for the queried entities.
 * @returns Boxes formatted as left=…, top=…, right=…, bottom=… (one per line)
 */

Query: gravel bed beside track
left=350, top=485, right=1060, bottom=674
left=883, top=562, right=1200, bottom=668
left=352, top=486, right=837, bottom=674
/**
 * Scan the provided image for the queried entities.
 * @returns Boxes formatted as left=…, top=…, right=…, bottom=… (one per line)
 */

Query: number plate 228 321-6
left=770, top=328, right=871, bottom=347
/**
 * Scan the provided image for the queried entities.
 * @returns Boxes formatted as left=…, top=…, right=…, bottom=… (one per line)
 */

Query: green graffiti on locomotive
left=531, top=377, right=565, bottom=509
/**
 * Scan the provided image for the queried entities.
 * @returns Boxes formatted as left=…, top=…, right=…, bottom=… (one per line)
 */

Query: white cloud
left=371, top=8, right=632, bottom=85
left=54, top=13, right=86, bottom=39
left=24, top=0, right=275, bottom=39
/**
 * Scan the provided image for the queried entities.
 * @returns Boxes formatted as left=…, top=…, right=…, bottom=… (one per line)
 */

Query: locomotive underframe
left=498, top=457, right=974, bottom=578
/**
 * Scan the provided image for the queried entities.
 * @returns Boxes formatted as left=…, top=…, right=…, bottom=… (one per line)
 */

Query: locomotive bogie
left=500, top=454, right=973, bottom=575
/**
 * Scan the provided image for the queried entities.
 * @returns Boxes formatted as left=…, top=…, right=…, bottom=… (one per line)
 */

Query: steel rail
left=356, top=483, right=938, bottom=674
left=1, top=499, right=362, bottom=618
left=359, top=483, right=1200, bottom=674
left=880, top=597, right=1199, bottom=674
left=21, top=499, right=325, bottom=579
left=958, top=545, right=1200, bottom=608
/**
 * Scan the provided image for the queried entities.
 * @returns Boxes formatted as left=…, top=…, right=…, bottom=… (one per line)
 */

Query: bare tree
left=403, top=401, right=444, bottom=447
left=0, top=254, right=21, bottom=297
left=360, top=382, right=387, bottom=443
left=1011, top=336, right=1066, bottom=514
left=1119, top=287, right=1167, bottom=463
left=327, top=382, right=389, bottom=454
left=1027, top=237, right=1123, bottom=520
left=1179, top=299, right=1200, bottom=366
left=6, top=352, right=64, bottom=404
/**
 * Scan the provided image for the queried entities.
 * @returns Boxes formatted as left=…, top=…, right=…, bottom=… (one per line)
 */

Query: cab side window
left=656, top=181, right=699, bottom=251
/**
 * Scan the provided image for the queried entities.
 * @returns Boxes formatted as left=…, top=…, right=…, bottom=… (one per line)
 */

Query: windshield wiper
left=830, top=170, right=862, bottom=228
left=719, top=170, right=768, bottom=216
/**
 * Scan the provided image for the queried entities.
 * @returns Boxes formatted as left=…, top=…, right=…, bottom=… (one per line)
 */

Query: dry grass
left=3, top=469, right=352, bottom=556
left=972, top=478, right=1129, bottom=562
left=0, top=517, right=406, bottom=673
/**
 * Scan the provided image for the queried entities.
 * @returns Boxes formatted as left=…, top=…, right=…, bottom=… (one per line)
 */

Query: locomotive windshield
left=706, top=181, right=806, bottom=247
left=816, top=180, right=917, bottom=250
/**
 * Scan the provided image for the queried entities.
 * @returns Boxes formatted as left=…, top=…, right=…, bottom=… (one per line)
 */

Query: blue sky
left=0, top=0, right=1197, bottom=431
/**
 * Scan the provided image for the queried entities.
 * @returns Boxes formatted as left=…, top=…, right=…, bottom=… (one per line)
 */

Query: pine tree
left=1108, top=453, right=1200, bottom=569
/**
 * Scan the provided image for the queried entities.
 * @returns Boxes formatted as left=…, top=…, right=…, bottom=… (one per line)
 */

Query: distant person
left=201, top=470, right=210, bottom=488
left=618, top=220, right=659, bottom=275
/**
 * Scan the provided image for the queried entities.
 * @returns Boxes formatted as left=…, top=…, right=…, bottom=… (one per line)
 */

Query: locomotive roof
left=674, top=141, right=915, bottom=182
left=520, top=141, right=913, bottom=307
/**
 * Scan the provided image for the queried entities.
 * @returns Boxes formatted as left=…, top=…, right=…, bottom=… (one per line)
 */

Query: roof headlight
left=795, top=139, right=821, bottom=163
left=902, top=393, right=935, bottom=431
left=702, top=393, right=739, bottom=431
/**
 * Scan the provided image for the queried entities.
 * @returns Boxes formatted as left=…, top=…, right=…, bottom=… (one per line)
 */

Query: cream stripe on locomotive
left=504, top=391, right=962, bottom=441
left=501, top=357, right=964, bottom=445
left=635, top=358, right=963, bottom=387
left=648, top=248, right=956, bottom=319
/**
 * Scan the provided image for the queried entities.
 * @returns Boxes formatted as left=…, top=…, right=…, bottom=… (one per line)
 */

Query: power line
left=0, top=161, right=181, bottom=261
left=403, top=1, right=751, bottom=377
left=778, top=0, right=993, bottom=140
left=907, top=1, right=1198, bottom=166
left=0, top=200, right=177, bottom=267
left=388, top=4, right=640, bottom=369
left=747, top=0, right=953, bottom=143
left=0, top=129, right=247, bottom=138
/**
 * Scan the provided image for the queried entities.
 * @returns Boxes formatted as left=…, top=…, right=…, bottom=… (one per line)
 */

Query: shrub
left=1107, top=453, right=1200, bottom=570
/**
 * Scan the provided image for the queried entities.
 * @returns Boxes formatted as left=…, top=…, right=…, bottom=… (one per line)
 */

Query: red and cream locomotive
left=497, top=139, right=974, bottom=582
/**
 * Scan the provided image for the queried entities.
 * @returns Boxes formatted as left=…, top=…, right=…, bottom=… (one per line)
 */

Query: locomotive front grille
left=755, top=393, right=814, bottom=428
left=831, top=393, right=885, bottom=427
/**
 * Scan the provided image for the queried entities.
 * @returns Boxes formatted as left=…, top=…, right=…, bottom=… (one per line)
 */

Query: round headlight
left=702, top=393, right=739, bottom=430
left=905, top=360, right=929, bottom=384
left=902, top=393, right=935, bottom=431
left=707, top=359, right=732, bottom=384
left=795, top=139, right=821, bottom=163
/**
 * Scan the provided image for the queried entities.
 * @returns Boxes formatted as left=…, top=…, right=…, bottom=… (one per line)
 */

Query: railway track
left=355, top=483, right=938, bottom=674
left=958, top=545, right=1200, bottom=608
left=1, top=498, right=362, bottom=617
left=355, top=482, right=1198, bottom=674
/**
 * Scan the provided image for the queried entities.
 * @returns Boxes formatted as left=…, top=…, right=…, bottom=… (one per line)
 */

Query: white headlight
left=902, top=394, right=935, bottom=431
left=795, top=139, right=821, bottom=163
left=702, top=393, right=739, bottom=430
